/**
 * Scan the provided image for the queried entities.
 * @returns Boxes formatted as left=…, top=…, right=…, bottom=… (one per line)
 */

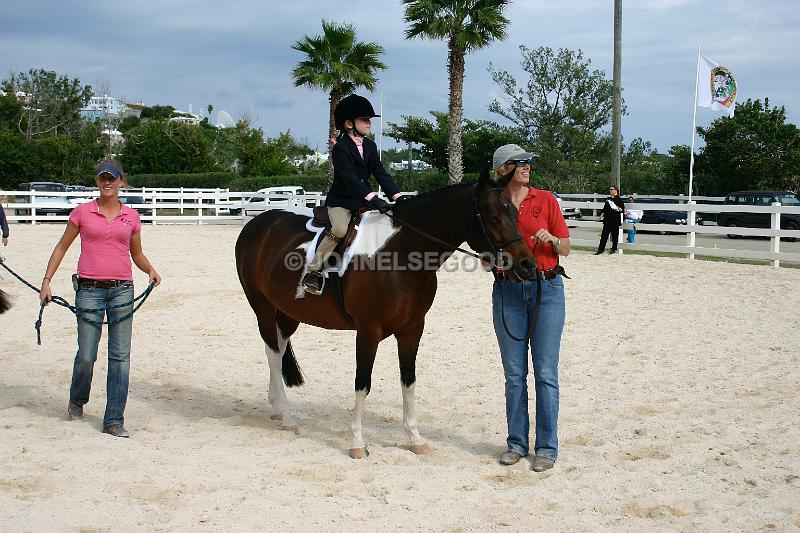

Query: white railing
left=562, top=200, right=800, bottom=267
left=3, top=190, right=798, bottom=266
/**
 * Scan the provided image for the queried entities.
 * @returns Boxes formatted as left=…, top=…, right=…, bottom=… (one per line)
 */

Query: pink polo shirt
left=69, top=200, right=141, bottom=280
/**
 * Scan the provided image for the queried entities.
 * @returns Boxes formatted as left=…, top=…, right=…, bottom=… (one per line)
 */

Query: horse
left=0, top=289, right=10, bottom=314
left=234, top=170, right=536, bottom=458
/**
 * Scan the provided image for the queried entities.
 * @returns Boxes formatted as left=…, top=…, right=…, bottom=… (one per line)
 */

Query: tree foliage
left=0, top=72, right=103, bottom=188
left=402, top=0, right=510, bottom=183
left=386, top=111, right=526, bottom=174
left=697, top=98, right=800, bottom=195
left=120, top=120, right=216, bottom=174
left=2, top=68, right=92, bottom=139
left=291, top=20, right=386, bottom=179
left=488, top=46, right=620, bottom=193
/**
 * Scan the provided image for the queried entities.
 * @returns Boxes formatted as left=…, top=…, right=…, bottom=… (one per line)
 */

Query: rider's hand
left=368, top=196, right=391, bottom=214
left=39, top=280, right=52, bottom=305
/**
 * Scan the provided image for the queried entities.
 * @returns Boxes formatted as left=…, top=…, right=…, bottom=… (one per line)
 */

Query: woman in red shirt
left=490, top=144, right=570, bottom=472
left=40, top=160, right=161, bottom=438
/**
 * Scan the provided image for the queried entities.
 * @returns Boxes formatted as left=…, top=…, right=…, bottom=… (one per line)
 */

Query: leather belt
left=78, top=278, right=128, bottom=288
left=496, top=269, right=558, bottom=281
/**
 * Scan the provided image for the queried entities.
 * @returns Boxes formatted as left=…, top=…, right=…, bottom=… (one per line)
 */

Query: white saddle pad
left=302, top=211, right=399, bottom=277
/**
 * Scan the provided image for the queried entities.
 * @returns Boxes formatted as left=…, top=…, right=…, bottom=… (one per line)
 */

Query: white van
left=243, top=186, right=321, bottom=216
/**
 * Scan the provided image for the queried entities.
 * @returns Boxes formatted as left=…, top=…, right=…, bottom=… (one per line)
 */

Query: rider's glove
left=368, top=196, right=391, bottom=214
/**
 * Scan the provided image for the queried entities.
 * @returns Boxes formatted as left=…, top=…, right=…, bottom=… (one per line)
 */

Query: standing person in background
left=490, top=144, right=571, bottom=473
left=0, top=200, right=9, bottom=247
left=594, top=186, right=625, bottom=255
left=624, top=196, right=643, bottom=243
left=39, top=160, right=161, bottom=438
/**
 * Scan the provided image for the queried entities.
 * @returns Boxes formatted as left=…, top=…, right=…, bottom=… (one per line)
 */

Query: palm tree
left=402, top=0, right=510, bottom=183
left=291, top=20, right=386, bottom=180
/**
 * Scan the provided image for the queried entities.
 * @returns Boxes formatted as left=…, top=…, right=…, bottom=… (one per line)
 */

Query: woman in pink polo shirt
left=40, top=160, right=161, bottom=438
left=490, top=144, right=571, bottom=473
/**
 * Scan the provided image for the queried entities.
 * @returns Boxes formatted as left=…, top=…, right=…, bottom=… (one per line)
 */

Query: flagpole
left=688, top=45, right=701, bottom=202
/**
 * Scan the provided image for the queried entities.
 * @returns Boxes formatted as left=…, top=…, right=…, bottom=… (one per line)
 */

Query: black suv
left=718, top=191, right=800, bottom=239
left=634, top=198, right=702, bottom=234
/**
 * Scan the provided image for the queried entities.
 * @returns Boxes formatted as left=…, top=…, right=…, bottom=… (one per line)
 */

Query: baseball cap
left=492, top=144, right=535, bottom=171
left=96, top=160, right=124, bottom=179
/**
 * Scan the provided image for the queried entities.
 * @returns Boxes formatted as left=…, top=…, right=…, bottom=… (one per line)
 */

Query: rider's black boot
left=302, top=270, right=325, bottom=295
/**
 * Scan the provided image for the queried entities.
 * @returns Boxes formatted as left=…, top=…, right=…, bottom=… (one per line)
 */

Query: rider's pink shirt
left=69, top=200, right=141, bottom=280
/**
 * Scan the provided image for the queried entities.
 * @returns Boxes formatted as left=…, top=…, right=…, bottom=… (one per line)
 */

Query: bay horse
left=235, top=170, right=536, bottom=458
left=0, top=289, right=9, bottom=314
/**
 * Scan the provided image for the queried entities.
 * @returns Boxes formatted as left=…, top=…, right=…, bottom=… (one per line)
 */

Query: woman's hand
left=39, top=280, right=52, bottom=305
left=148, top=270, right=162, bottom=287
left=533, top=228, right=558, bottom=246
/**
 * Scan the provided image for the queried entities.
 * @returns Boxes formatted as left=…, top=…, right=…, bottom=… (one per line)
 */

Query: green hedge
left=226, top=175, right=331, bottom=192
left=127, top=173, right=235, bottom=189
left=124, top=171, right=480, bottom=193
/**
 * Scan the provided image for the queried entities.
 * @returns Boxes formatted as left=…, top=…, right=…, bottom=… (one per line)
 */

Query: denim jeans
left=492, top=276, right=565, bottom=460
left=626, top=224, right=636, bottom=243
left=70, top=282, right=134, bottom=427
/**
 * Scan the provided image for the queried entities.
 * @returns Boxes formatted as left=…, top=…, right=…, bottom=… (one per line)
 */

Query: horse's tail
left=281, top=340, right=304, bottom=387
left=0, top=289, right=11, bottom=314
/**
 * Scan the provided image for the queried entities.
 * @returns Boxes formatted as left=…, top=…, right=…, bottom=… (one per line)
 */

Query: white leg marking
left=265, top=327, right=298, bottom=429
left=402, top=383, right=427, bottom=447
left=349, top=390, right=368, bottom=451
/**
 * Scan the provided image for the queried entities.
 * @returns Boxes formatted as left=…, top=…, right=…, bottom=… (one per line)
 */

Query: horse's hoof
left=280, top=425, right=299, bottom=434
left=348, top=447, right=369, bottom=459
left=410, top=443, right=431, bottom=455
left=270, top=413, right=283, bottom=421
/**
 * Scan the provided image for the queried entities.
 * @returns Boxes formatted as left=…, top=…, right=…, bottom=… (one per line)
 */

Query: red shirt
left=69, top=200, right=142, bottom=280
left=515, top=188, right=570, bottom=271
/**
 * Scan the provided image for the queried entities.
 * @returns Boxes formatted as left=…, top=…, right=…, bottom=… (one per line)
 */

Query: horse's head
left=466, top=168, right=536, bottom=282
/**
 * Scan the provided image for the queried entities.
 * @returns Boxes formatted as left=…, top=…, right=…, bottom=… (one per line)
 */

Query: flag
left=697, top=55, right=737, bottom=117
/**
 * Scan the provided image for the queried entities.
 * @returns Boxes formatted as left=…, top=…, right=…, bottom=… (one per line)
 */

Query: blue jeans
left=492, top=276, right=565, bottom=460
left=626, top=224, right=636, bottom=243
left=70, top=283, right=134, bottom=427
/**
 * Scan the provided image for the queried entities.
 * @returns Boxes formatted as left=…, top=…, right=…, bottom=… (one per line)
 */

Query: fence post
left=149, top=188, right=157, bottom=226
left=31, top=193, right=36, bottom=226
left=686, top=201, right=696, bottom=260
left=180, top=187, right=184, bottom=214
left=770, top=202, right=780, bottom=268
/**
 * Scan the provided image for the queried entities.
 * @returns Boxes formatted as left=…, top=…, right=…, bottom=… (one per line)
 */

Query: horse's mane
left=395, top=182, right=474, bottom=208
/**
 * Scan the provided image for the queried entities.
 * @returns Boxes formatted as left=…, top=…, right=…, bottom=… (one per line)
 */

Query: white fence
left=3, top=190, right=799, bottom=266
left=563, top=199, right=800, bottom=267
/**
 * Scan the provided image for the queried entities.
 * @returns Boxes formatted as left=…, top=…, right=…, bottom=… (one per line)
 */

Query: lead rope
left=0, top=258, right=155, bottom=345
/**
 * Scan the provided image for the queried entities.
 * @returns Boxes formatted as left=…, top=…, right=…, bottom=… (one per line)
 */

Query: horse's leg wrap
left=349, top=389, right=368, bottom=458
left=265, top=327, right=297, bottom=430
left=402, top=383, right=428, bottom=451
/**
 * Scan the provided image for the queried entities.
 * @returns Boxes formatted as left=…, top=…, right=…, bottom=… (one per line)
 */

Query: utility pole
left=611, top=0, right=622, bottom=190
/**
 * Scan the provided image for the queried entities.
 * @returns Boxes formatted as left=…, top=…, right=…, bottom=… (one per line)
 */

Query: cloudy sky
left=2, top=0, right=798, bottom=154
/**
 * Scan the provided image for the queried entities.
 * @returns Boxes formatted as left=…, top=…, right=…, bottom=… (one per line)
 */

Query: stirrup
left=302, top=271, right=325, bottom=295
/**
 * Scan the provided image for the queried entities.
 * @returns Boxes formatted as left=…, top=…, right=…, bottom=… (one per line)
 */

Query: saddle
left=312, top=207, right=368, bottom=258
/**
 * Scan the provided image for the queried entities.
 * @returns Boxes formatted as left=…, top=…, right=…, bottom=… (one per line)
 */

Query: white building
left=82, top=95, right=125, bottom=121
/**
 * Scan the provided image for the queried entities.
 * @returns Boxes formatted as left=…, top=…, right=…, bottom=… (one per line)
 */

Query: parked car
left=552, top=192, right=581, bottom=221
left=243, top=186, right=317, bottom=216
left=634, top=198, right=703, bottom=234
left=119, top=192, right=153, bottom=217
left=16, top=182, right=73, bottom=217
left=717, top=190, right=800, bottom=239
left=65, top=184, right=95, bottom=206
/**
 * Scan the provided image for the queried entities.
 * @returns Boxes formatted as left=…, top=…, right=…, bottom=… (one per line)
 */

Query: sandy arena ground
left=1, top=223, right=799, bottom=531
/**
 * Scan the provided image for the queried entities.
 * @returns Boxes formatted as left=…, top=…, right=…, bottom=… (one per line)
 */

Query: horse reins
left=384, top=183, right=540, bottom=342
left=0, top=257, right=155, bottom=345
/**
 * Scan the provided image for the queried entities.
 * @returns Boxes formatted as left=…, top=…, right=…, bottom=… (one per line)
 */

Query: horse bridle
left=384, top=184, right=540, bottom=342
left=383, top=183, right=522, bottom=263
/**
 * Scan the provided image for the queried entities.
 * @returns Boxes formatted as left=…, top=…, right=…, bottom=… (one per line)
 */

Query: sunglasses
left=505, top=158, right=533, bottom=168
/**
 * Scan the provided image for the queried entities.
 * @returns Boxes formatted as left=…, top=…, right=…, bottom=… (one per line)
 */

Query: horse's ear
left=478, top=160, right=495, bottom=190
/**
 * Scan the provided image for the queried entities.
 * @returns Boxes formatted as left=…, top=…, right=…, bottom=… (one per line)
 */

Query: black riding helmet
left=334, top=94, right=380, bottom=131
